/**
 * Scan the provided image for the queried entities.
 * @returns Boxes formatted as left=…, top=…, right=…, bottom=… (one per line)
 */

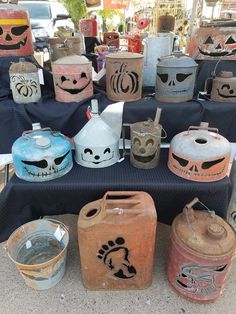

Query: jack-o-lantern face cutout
left=103, top=32, right=119, bottom=48
left=0, top=7, right=34, bottom=56
left=188, top=27, right=236, bottom=60
left=80, top=145, right=117, bottom=168
left=130, top=122, right=161, bottom=169
left=110, top=63, right=139, bottom=95
left=56, top=72, right=92, bottom=95
left=217, top=84, right=236, bottom=99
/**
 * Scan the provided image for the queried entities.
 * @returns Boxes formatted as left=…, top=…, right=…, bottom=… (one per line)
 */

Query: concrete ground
left=0, top=166, right=236, bottom=314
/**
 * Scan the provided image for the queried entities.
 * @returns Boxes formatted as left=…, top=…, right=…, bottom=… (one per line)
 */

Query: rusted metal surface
left=78, top=191, right=157, bottom=290
left=157, top=15, right=175, bottom=32
left=49, top=37, right=82, bottom=62
left=211, top=71, right=236, bottom=103
left=52, top=55, right=93, bottom=103
left=168, top=123, right=231, bottom=182
left=105, top=52, right=144, bottom=102
left=9, top=58, right=41, bottom=104
left=187, top=25, right=236, bottom=60
left=168, top=198, right=236, bottom=303
left=103, top=32, right=120, bottom=48
left=79, top=18, right=98, bottom=37
left=0, top=4, right=34, bottom=56
left=7, top=219, right=69, bottom=290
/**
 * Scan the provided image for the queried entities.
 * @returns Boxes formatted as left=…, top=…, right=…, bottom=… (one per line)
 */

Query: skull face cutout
left=21, top=151, right=71, bottom=181
left=0, top=7, right=34, bottom=56
left=155, top=67, right=196, bottom=102
left=78, top=144, right=119, bottom=168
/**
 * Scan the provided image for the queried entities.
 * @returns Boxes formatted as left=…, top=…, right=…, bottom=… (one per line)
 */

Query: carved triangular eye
left=215, top=43, right=222, bottom=50
left=201, top=158, right=225, bottom=170
left=204, top=36, right=214, bottom=44
left=225, top=36, right=236, bottom=44
left=172, top=153, right=189, bottom=167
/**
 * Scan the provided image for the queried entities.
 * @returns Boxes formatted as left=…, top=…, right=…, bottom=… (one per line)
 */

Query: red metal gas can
left=78, top=191, right=157, bottom=290
left=79, top=18, right=98, bottom=37
left=168, top=198, right=236, bottom=303
left=0, top=4, right=34, bottom=56
left=103, top=31, right=120, bottom=48
left=127, top=34, right=142, bottom=53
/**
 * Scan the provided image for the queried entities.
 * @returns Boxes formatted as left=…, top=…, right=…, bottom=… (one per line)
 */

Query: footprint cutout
left=97, top=237, right=137, bottom=279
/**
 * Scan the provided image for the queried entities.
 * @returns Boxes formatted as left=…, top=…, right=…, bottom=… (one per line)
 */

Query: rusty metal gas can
left=157, top=15, right=175, bottom=32
left=9, top=58, right=41, bottom=104
left=127, top=33, right=142, bottom=53
left=78, top=191, right=157, bottom=290
left=105, top=51, right=144, bottom=102
left=211, top=71, right=236, bottom=103
left=168, top=198, right=236, bottom=303
left=103, top=31, right=120, bottom=48
left=0, top=4, right=34, bottom=56
left=79, top=18, right=98, bottom=37
left=52, top=54, right=93, bottom=103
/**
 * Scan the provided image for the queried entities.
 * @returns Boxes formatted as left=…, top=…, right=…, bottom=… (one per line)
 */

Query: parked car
left=18, top=0, right=74, bottom=53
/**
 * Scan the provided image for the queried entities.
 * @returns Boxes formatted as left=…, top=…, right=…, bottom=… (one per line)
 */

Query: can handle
left=186, top=125, right=219, bottom=136
left=45, top=218, right=69, bottom=233
left=22, top=128, right=66, bottom=140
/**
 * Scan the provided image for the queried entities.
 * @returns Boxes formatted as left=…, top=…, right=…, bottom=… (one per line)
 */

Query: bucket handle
left=45, top=218, right=69, bottom=233
left=22, top=128, right=67, bottom=141
left=186, top=125, right=219, bottom=137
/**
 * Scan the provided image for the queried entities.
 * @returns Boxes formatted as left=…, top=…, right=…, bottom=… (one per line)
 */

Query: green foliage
left=96, top=9, right=125, bottom=31
left=60, top=0, right=88, bottom=29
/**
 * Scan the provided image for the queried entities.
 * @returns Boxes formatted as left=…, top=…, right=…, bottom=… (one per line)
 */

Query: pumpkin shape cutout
left=9, top=58, right=41, bottom=104
left=79, top=18, right=98, bottom=37
left=103, top=31, right=120, bottom=48
left=168, top=123, right=231, bottom=182
left=130, top=120, right=162, bottom=169
left=74, top=100, right=120, bottom=168
left=52, top=55, right=93, bottom=103
left=187, top=25, right=236, bottom=60
left=155, top=53, right=198, bottom=103
left=105, top=51, right=144, bottom=102
left=0, top=4, right=34, bottom=56
left=12, top=124, right=73, bottom=182
left=211, top=71, right=236, bottom=103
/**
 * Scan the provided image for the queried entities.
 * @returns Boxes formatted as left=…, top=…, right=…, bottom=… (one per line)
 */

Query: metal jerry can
left=168, top=198, right=236, bottom=303
left=78, top=191, right=157, bottom=290
left=0, top=3, right=34, bottom=56
left=9, top=58, right=41, bottom=104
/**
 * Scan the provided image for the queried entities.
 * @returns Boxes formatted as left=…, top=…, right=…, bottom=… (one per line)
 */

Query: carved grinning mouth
left=198, top=47, right=236, bottom=57
left=0, top=37, right=27, bottom=50
left=132, top=153, right=156, bottom=163
left=56, top=79, right=91, bottom=94
left=23, top=162, right=69, bottom=177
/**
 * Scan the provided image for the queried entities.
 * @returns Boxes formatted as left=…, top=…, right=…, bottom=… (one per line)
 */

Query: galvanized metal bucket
left=7, top=219, right=69, bottom=290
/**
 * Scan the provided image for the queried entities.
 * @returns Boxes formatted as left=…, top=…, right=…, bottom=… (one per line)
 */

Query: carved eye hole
left=172, top=153, right=189, bottom=167
left=54, top=151, right=70, bottom=165
left=215, top=44, right=222, bottom=50
left=225, top=36, right=236, bottom=45
left=84, top=148, right=93, bottom=155
left=176, top=73, right=192, bottom=82
left=204, top=36, right=214, bottom=44
left=61, top=76, right=67, bottom=83
left=145, top=139, right=154, bottom=146
left=0, top=27, right=3, bottom=36
left=104, top=148, right=110, bottom=154
left=81, top=72, right=87, bottom=78
left=133, top=138, right=141, bottom=146
left=157, top=73, right=168, bottom=83
left=201, top=158, right=225, bottom=170
left=11, top=25, right=29, bottom=36
left=222, top=84, right=230, bottom=90
left=22, top=159, right=48, bottom=168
